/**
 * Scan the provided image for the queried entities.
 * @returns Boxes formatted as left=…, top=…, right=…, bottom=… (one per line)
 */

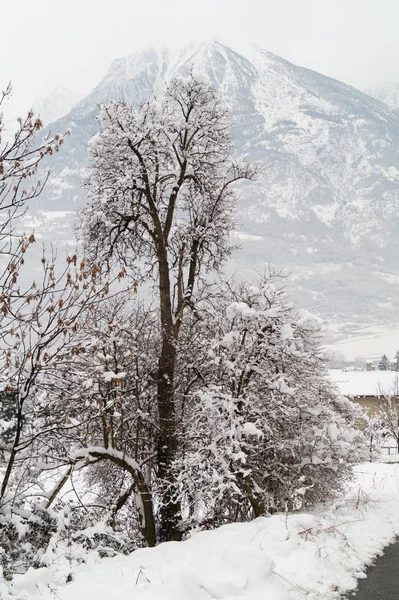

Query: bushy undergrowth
left=0, top=502, right=134, bottom=582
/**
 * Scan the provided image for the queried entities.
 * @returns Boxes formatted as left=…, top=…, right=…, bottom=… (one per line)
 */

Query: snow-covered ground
left=5, top=463, right=399, bottom=600
left=326, top=322, right=399, bottom=362
left=329, top=368, right=399, bottom=396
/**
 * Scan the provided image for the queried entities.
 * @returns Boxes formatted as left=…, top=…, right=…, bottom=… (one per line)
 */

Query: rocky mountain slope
left=28, top=41, right=399, bottom=324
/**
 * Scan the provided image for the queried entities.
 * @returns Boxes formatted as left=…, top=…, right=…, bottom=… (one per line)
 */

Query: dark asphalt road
left=347, top=539, right=399, bottom=599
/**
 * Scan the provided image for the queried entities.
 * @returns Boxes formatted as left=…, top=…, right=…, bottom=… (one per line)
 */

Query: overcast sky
left=2, top=0, right=399, bottom=119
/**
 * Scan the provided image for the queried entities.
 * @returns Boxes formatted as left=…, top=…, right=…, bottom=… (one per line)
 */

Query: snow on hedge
left=5, top=462, right=399, bottom=600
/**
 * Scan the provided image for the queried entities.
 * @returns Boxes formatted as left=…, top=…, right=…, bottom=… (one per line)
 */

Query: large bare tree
left=81, top=74, right=256, bottom=541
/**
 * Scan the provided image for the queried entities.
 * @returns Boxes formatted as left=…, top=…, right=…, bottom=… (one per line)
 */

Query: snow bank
left=6, top=463, right=399, bottom=600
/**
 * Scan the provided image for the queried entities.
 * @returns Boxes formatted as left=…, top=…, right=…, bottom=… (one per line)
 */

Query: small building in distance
left=329, top=369, right=399, bottom=416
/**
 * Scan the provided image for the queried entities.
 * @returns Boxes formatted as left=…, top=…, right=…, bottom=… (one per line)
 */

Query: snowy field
left=5, top=462, right=399, bottom=600
left=326, top=322, right=399, bottom=362
left=329, top=369, right=399, bottom=396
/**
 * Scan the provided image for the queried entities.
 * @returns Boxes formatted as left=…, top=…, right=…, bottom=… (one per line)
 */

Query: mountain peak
left=36, top=41, right=399, bottom=324
left=107, top=46, right=173, bottom=79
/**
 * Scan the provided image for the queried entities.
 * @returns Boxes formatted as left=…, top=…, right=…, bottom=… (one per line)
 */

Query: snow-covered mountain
left=367, top=82, right=399, bottom=111
left=33, top=84, right=85, bottom=125
left=29, top=41, right=399, bottom=324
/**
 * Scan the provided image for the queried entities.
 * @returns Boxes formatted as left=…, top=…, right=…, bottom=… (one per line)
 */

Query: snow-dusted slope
left=30, top=41, right=399, bottom=323
left=69, top=46, right=194, bottom=120
left=367, top=81, right=399, bottom=111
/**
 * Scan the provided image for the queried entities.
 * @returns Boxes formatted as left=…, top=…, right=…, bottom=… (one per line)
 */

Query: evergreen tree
left=395, top=349, right=399, bottom=372
left=378, top=354, right=390, bottom=371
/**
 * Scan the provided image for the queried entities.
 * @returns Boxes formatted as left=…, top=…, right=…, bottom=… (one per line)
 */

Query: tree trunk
left=237, top=471, right=266, bottom=518
left=156, top=249, right=182, bottom=542
left=0, top=395, right=23, bottom=502
left=157, top=335, right=182, bottom=541
left=71, top=449, right=157, bottom=547
left=135, top=471, right=157, bottom=547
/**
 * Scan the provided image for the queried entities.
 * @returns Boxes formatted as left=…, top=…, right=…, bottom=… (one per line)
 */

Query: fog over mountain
left=33, top=85, right=86, bottom=126
left=27, top=41, right=399, bottom=328
left=367, top=82, right=399, bottom=112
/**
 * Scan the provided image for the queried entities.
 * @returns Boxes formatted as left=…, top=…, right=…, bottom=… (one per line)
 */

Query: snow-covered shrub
left=68, top=511, right=135, bottom=558
left=374, top=395, right=399, bottom=453
left=0, top=501, right=135, bottom=582
left=0, top=505, right=57, bottom=580
left=177, top=277, right=366, bottom=526
left=363, top=413, right=387, bottom=461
